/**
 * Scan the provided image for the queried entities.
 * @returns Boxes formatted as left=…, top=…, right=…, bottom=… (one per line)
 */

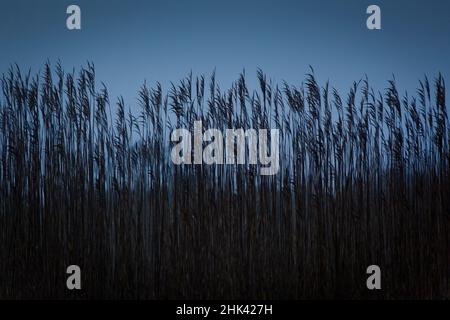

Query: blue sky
left=1, top=0, right=449, bottom=108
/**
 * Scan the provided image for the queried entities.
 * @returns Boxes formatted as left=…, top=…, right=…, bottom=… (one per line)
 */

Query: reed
left=0, top=62, right=448, bottom=299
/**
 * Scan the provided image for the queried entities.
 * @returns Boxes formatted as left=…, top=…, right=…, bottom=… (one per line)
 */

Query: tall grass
left=0, top=62, right=448, bottom=299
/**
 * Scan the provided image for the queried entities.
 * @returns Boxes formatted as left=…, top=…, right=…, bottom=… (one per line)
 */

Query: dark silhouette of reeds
left=0, top=62, right=448, bottom=299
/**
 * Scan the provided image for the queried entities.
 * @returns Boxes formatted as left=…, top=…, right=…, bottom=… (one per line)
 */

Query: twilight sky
left=0, top=0, right=449, bottom=108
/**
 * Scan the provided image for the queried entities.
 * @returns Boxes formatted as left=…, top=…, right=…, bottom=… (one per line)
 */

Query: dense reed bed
left=0, top=62, right=449, bottom=299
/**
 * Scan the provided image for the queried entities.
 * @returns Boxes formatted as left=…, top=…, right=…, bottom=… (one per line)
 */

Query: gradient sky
left=1, top=0, right=449, bottom=108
